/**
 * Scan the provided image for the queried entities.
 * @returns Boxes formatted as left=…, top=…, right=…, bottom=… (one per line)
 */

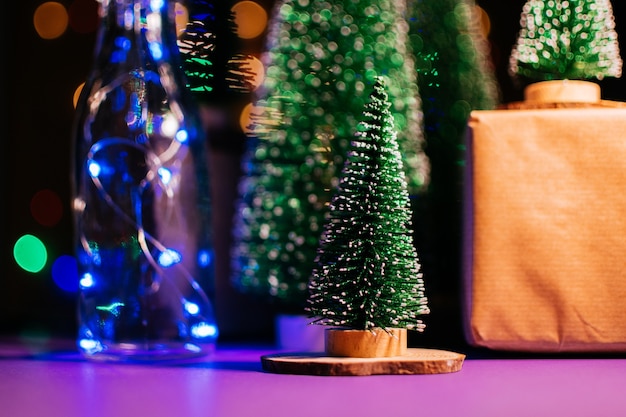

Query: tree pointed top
left=373, top=76, right=386, bottom=89
left=368, top=77, right=391, bottom=112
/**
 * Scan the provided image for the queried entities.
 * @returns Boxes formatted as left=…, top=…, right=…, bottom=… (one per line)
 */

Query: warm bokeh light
left=475, top=6, right=491, bottom=38
left=239, top=102, right=256, bottom=134
left=232, top=1, right=268, bottom=40
left=175, top=2, right=189, bottom=37
left=73, top=82, right=85, bottom=108
left=244, top=55, right=265, bottom=89
left=14, top=235, right=48, bottom=273
left=239, top=102, right=276, bottom=134
left=34, top=2, right=69, bottom=40
left=68, top=0, right=99, bottom=34
left=30, top=189, right=64, bottom=227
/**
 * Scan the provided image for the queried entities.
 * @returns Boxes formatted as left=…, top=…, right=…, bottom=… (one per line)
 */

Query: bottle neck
left=94, top=0, right=179, bottom=69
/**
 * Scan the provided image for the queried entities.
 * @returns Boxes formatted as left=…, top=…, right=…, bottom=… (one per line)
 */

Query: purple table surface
left=1, top=338, right=625, bottom=417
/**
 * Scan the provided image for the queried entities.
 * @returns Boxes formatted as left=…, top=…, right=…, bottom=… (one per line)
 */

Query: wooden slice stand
left=261, top=328, right=465, bottom=376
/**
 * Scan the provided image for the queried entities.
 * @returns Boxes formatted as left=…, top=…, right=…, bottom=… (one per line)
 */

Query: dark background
left=3, top=0, right=626, bottom=349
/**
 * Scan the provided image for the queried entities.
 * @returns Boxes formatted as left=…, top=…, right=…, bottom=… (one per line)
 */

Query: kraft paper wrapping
left=464, top=108, right=626, bottom=352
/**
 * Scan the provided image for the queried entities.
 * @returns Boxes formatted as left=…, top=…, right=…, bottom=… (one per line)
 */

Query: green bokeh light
left=14, top=234, right=48, bottom=273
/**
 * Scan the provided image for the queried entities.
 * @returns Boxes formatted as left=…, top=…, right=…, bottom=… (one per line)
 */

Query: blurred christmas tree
left=409, top=0, right=499, bottom=144
left=406, top=0, right=498, bottom=330
left=231, top=0, right=430, bottom=311
left=177, top=0, right=256, bottom=152
left=306, top=78, right=429, bottom=331
left=509, top=0, right=622, bottom=82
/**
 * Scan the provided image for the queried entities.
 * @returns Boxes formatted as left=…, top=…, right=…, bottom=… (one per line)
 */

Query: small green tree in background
left=406, top=0, right=498, bottom=338
left=409, top=0, right=499, bottom=146
left=177, top=0, right=256, bottom=152
left=306, top=78, right=429, bottom=331
left=231, top=0, right=430, bottom=311
left=509, top=0, right=622, bottom=82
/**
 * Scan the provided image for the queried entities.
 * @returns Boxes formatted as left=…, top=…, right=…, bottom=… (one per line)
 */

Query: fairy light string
left=74, top=0, right=218, bottom=348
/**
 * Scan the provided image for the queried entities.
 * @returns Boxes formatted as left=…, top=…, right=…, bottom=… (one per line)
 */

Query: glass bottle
left=71, top=0, right=218, bottom=361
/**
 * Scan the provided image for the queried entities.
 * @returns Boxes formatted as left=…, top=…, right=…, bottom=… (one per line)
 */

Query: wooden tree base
left=325, top=328, right=407, bottom=358
left=261, top=348, right=465, bottom=376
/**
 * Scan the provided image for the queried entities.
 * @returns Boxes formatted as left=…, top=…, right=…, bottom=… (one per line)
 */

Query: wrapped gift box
left=463, top=106, right=626, bottom=352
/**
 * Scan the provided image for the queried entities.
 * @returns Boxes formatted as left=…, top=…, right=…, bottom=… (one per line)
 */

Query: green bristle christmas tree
left=231, top=0, right=430, bottom=311
left=259, top=79, right=468, bottom=374
left=409, top=0, right=499, bottom=117
left=306, top=77, right=429, bottom=332
left=509, top=0, right=622, bottom=82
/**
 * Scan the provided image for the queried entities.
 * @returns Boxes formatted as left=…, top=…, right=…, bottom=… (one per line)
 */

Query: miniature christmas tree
left=177, top=0, right=256, bottom=152
left=231, top=0, right=430, bottom=311
left=306, top=78, right=429, bottom=332
left=509, top=0, right=622, bottom=82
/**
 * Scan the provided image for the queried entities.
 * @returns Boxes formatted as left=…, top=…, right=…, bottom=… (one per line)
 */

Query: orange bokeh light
left=73, top=82, right=85, bottom=108
left=232, top=1, right=268, bottom=40
left=244, top=55, right=266, bottom=90
left=175, top=2, right=189, bottom=37
left=34, top=2, right=69, bottom=40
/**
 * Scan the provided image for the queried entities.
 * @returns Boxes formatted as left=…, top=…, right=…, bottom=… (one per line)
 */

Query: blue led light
left=158, top=249, right=181, bottom=267
left=114, top=36, right=130, bottom=50
left=158, top=167, right=172, bottom=185
left=175, top=129, right=189, bottom=143
left=110, top=37, right=130, bottom=64
left=78, top=338, right=102, bottom=353
left=91, top=250, right=102, bottom=266
left=111, top=51, right=125, bottom=64
left=198, top=249, right=213, bottom=267
left=149, top=42, right=163, bottom=60
left=79, top=273, right=95, bottom=289
left=87, top=161, right=101, bottom=178
left=184, top=343, right=202, bottom=353
left=190, top=322, right=218, bottom=338
left=150, top=0, right=165, bottom=12
left=184, top=300, right=200, bottom=315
